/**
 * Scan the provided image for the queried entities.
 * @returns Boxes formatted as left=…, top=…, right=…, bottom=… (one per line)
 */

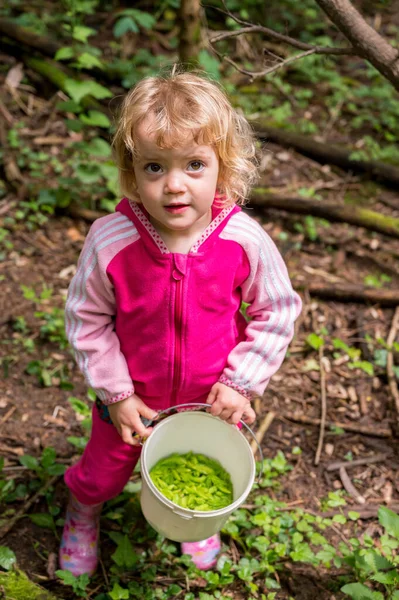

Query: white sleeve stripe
left=66, top=216, right=136, bottom=343
left=220, top=216, right=299, bottom=387
left=67, top=228, right=136, bottom=390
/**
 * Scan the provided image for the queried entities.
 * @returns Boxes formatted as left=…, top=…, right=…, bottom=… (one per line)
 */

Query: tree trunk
left=315, top=0, right=399, bottom=90
left=178, top=0, right=202, bottom=66
left=250, top=191, right=399, bottom=239
left=252, top=122, right=399, bottom=189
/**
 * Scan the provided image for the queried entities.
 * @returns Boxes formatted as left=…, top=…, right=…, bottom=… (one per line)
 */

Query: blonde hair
left=112, top=69, right=258, bottom=205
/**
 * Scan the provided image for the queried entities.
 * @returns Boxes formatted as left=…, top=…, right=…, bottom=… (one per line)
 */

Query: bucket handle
left=140, top=403, right=264, bottom=484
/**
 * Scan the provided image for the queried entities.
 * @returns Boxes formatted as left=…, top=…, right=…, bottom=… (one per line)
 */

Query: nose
left=164, top=170, right=186, bottom=194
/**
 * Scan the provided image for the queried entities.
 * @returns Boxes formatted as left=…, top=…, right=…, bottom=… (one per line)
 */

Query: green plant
left=56, top=570, right=90, bottom=597
left=66, top=391, right=95, bottom=450
left=340, top=507, right=399, bottom=599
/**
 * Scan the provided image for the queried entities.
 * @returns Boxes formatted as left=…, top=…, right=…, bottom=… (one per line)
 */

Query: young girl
left=60, top=69, right=302, bottom=576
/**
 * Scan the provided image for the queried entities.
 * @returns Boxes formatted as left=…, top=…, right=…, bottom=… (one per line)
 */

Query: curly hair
left=112, top=68, right=258, bottom=206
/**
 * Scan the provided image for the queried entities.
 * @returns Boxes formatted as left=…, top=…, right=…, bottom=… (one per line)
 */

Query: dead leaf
left=5, top=63, right=24, bottom=89
left=66, top=227, right=84, bottom=242
left=58, top=264, right=77, bottom=279
left=47, top=552, right=57, bottom=579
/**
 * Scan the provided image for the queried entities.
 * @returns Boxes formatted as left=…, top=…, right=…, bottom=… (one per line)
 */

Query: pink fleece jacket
left=65, top=198, right=302, bottom=410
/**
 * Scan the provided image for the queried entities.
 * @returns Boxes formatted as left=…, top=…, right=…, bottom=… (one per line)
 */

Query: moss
left=0, top=569, right=59, bottom=600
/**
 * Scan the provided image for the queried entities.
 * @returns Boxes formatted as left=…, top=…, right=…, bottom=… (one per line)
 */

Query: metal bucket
left=140, top=405, right=260, bottom=542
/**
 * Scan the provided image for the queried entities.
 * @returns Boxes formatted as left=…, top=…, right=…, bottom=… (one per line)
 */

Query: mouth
left=164, top=203, right=190, bottom=214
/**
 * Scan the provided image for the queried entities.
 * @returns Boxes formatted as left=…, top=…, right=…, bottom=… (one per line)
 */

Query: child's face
left=133, top=116, right=219, bottom=241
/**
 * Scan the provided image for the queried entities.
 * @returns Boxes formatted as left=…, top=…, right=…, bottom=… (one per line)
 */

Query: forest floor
left=1, top=11, right=399, bottom=598
left=1, top=136, right=399, bottom=598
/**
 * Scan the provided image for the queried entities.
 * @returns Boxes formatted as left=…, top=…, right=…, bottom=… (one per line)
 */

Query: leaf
left=79, top=111, right=110, bottom=128
left=315, top=548, right=335, bottom=563
left=64, top=79, right=112, bottom=103
left=371, top=570, right=398, bottom=585
left=47, top=463, right=66, bottom=476
left=198, top=50, right=220, bottom=79
left=0, top=546, right=17, bottom=570
left=109, top=582, right=129, bottom=600
left=55, top=46, right=74, bottom=61
left=40, top=446, right=56, bottom=469
left=29, top=513, right=55, bottom=530
left=378, top=505, right=399, bottom=539
left=129, top=10, right=156, bottom=29
left=306, top=333, right=324, bottom=350
left=111, top=534, right=138, bottom=568
left=348, top=511, right=360, bottom=520
left=67, top=436, right=88, bottom=450
left=71, top=25, right=96, bottom=43
left=119, top=8, right=156, bottom=29
left=340, top=582, right=380, bottom=600
left=76, top=52, right=103, bottom=70
left=348, top=361, right=374, bottom=376
left=75, top=163, right=102, bottom=184
left=301, top=358, right=320, bottom=372
left=290, top=543, right=315, bottom=563
left=68, top=397, right=91, bottom=416
left=19, top=454, right=39, bottom=471
left=113, top=16, right=139, bottom=38
left=363, top=549, right=394, bottom=572
left=56, top=569, right=77, bottom=585
left=85, top=137, right=112, bottom=157
left=333, top=514, right=347, bottom=525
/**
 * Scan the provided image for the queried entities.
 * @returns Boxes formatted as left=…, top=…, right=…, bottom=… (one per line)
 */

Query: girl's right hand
left=108, top=394, right=158, bottom=446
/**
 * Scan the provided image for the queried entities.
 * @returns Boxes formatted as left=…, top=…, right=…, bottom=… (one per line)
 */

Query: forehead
left=134, top=116, right=215, bottom=160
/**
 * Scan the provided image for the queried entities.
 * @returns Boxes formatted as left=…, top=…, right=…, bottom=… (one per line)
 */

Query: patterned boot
left=59, top=495, right=103, bottom=576
left=181, top=533, right=221, bottom=570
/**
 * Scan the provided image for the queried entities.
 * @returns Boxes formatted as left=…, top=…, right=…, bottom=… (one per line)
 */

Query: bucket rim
left=141, top=411, right=256, bottom=518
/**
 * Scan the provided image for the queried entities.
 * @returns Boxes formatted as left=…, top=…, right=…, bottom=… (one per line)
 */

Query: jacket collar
left=116, top=196, right=240, bottom=255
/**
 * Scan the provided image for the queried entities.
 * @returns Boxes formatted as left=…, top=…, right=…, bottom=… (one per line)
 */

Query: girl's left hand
left=206, top=382, right=256, bottom=425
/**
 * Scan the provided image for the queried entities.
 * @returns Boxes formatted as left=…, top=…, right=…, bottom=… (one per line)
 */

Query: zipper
left=172, top=274, right=183, bottom=404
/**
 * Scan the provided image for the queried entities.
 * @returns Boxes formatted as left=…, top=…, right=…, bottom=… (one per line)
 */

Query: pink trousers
left=65, top=405, right=143, bottom=505
left=65, top=395, right=210, bottom=505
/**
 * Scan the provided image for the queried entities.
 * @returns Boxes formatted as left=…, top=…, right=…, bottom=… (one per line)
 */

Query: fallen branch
left=323, top=503, right=399, bottom=519
left=250, top=411, right=276, bottom=454
left=250, top=192, right=399, bottom=239
left=0, top=474, right=60, bottom=540
left=244, top=502, right=399, bottom=520
left=0, top=19, right=120, bottom=84
left=66, top=202, right=106, bottom=222
left=339, top=466, right=365, bottom=504
left=386, top=307, right=399, bottom=434
left=315, top=346, right=327, bottom=466
left=282, top=413, right=392, bottom=438
left=305, top=283, right=399, bottom=307
left=326, top=453, right=391, bottom=472
left=0, top=18, right=60, bottom=56
left=251, top=124, right=399, bottom=189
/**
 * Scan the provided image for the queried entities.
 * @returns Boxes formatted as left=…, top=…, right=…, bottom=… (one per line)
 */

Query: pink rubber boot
left=59, top=495, right=103, bottom=576
left=181, top=534, right=221, bottom=570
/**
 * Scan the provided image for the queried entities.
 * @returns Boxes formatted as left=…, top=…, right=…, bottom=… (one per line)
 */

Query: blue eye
left=145, top=163, right=163, bottom=173
left=188, top=161, right=204, bottom=172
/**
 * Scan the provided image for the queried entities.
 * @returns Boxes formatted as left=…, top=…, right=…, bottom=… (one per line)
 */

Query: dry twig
left=386, top=307, right=399, bottom=433
left=250, top=411, right=276, bottom=454
left=315, top=346, right=327, bottom=466
left=326, top=453, right=391, bottom=472
left=0, top=474, right=60, bottom=539
left=282, top=413, right=392, bottom=438
left=339, top=466, right=366, bottom=504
